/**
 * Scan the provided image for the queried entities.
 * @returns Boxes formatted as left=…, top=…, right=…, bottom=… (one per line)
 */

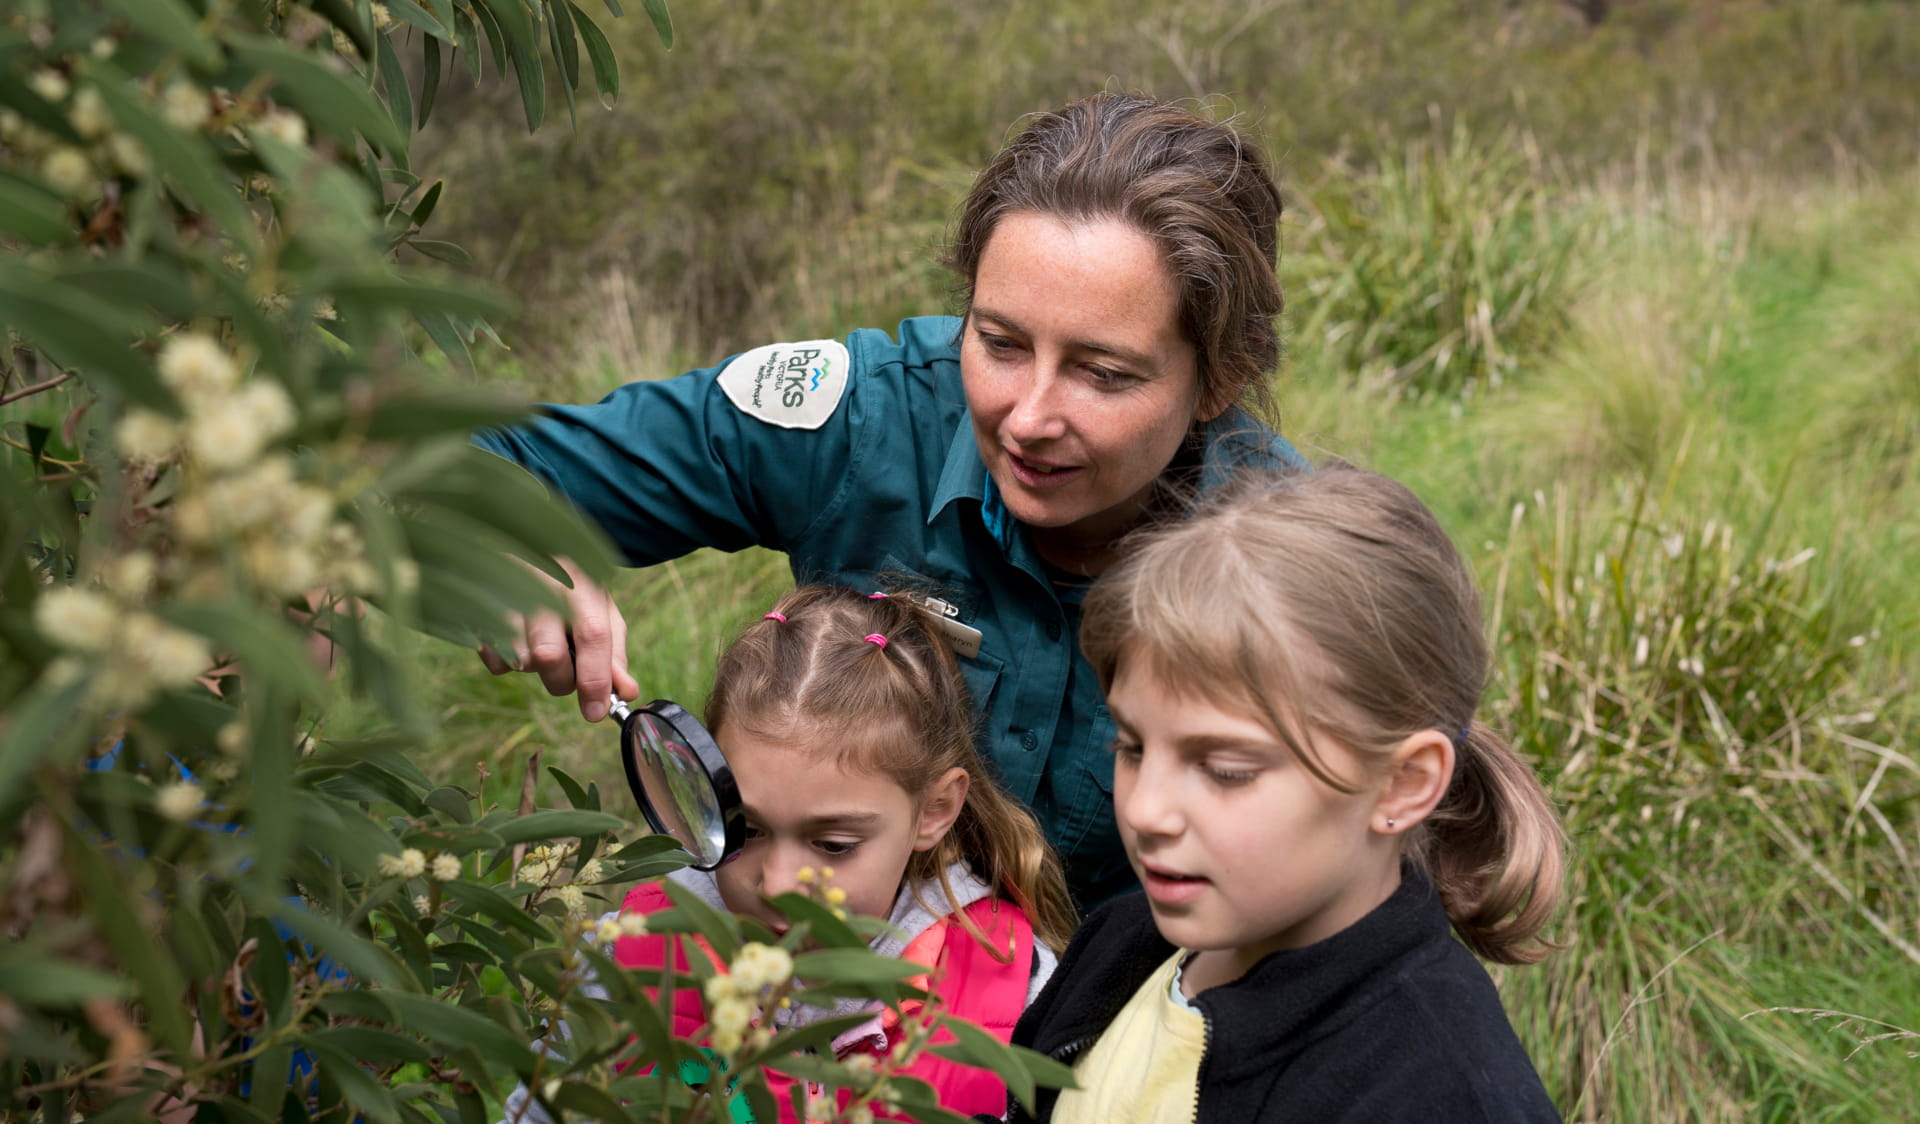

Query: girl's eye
left=1107, top=737, right=1143, bottom=762
left=742, top=824, right=767, bottom=843
left=1204, top=764, right=1260, bottom=787
left=814, top=839, right=858, bottom=857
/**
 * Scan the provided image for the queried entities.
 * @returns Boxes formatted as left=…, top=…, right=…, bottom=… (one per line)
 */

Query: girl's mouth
left=1140, top=865, right=1210, bottom=906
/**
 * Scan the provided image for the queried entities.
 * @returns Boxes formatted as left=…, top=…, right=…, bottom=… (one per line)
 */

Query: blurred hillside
left=411, top=0, right=1920, bottom=374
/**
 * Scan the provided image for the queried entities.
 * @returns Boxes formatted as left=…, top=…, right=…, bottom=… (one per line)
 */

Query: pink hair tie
left=763, top=611, right=788, bottom=623
left=868, top=591, right=888, bottom=600
left=864, top=633, right=888, bottom=649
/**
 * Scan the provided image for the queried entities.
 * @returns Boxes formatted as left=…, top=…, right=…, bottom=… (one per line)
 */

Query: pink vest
left=614, top=880, right=1035, bottom=1121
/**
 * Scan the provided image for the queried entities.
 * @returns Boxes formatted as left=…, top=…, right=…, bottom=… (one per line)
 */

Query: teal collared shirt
left=475, top=317, right=1301, bottom=906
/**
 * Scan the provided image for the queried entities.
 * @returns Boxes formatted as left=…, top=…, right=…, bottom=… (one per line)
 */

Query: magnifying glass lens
left=624, top=709, right=729, bottom=868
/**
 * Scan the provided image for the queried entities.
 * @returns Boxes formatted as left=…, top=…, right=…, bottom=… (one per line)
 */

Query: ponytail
left=1418, top=721, right=1566, bottom=965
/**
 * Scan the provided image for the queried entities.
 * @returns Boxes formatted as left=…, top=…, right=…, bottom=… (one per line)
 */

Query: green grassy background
left=372, top=2, right=1920, bottom=1118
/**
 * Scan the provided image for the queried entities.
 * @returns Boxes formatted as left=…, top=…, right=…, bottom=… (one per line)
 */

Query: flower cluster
left=33, top=584, right=212, bottom=710
left=125, top=334, right=377, bottom=600
left=591, top=912, right=650, bottom=945
left=701, top=942, right=796, bottom=1055
left=375, top=848, right=463, bottom=882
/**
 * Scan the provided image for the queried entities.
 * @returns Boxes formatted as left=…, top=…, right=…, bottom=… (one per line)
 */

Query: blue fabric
left=474, top=317, right=1301, bottom=906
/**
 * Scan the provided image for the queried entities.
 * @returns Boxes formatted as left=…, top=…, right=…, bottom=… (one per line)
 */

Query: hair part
left=1081, top=465, right=1565, bottom=964
left=945, top=92, right=1285, bottom=420
left=707, top=585, right=1078, bottom=953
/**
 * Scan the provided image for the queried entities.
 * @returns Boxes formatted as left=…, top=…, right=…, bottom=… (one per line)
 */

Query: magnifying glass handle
left=608, top=694, right=632, bottom=722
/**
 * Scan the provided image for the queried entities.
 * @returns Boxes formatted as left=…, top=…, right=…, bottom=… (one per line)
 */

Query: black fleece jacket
left=1005, top=869, right=1561, bottom=1123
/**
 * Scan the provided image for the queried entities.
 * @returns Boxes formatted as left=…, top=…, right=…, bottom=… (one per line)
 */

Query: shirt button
left=1021, top=732, right=1038, bottom=751
left=1045, top=621, right=1062, bottom=642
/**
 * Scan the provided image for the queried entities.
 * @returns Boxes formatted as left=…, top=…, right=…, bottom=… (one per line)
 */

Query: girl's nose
left=757, top=845, right=808, bottom=899
left=1118, top=755, right=1183, bottom=839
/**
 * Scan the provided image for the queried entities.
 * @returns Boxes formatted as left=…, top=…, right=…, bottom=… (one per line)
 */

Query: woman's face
left=961, top=211, right=1221, bottom=571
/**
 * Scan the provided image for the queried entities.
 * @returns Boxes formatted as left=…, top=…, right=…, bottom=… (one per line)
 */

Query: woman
left=474, top=93, right=1302, bottom=906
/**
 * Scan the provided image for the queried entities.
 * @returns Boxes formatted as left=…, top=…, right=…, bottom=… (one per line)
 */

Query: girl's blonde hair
left=1080, top=465, right=1564, bottom=964
left=707, top=585, right=1077, bottom=953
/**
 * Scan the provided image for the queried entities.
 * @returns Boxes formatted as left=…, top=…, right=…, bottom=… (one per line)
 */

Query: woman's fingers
left=475, top=558, right=632, bottom=723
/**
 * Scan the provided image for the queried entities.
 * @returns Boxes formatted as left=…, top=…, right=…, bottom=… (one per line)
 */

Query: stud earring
left=1385, top=818, right=1397, bottom=830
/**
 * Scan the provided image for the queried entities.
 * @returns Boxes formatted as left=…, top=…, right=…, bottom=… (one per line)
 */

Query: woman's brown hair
left=945, top=91, right=1285, bottom=420
left=707, top=585, right=1077, bottom=954
left=1080, top=465, right=1565, bottom=964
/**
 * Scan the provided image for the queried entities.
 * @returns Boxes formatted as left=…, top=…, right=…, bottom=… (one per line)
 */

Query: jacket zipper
left=1191, top=1004, right=1211, bottom=1124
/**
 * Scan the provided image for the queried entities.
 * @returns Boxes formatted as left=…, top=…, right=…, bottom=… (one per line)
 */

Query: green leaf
left=384, top=992, right=538, bottom=1071
left=162, top=601, right=327, bottom=704
left=568, top=3, right=621, bottom=108
left=486, top=808, right=625, bottom=845
left=547, top=765, right=597, bottom=811
left=102, top=0, right=222, bottom=70
left=383, top=0, right=455, bottom=40
left=308, top=0, right=378, bottom=61
left=63, top=819, right=192, bottom=1054
left=640, top=0, right=675, bottom=48
left=406, top=238, right=474, bottom=266
left=299, top=1038, right=401, bottom=1124
left=766, top=892, right=867, bottom=949
left=424, top=783, right=475, bottom=824
left=457, top=0, right=501, bottom=79
left=791, top=947, right=927, bottom=984
left=411, top=179, right=444, bottom=227
left=928, top=1016, right=1033, bottom=1111
left=376, top=30, right=414, bottom=136
left=304, top=1025, right=433, bottom=1065
left=553, top=1083, right=637, bottom=1123
left=471, top=0, right=539, bottom=56
left=0, top=172, right=73, bottom=243
left=414, top=308, right=475, bottom=374
left=389, top=448, right=623, bottom=588
left=417, top=33, right=443, bottom=127
left=0, top=959, right=130, bottom=1006
left=443, top=879, right=554, bottom=940
left=548, top=0, right=582, bottom=90
left=331, top=274, right=511, bottom=320
left=660, top=880, right=741, bottom=963
left=0, top=265, right=168, bottom=410
left=507, top=39, right=546, bottom=131
left=264, top=898, right=411, bottom=989
left=318, top=989, right=397, bottom=1024
left=0, top=676, right=90, bottom=820
left=355, top=384, right=527, bottom=439
left=231, top=37, right=408, bottom=159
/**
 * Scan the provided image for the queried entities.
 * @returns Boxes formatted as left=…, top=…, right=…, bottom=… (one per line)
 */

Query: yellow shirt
left=1052, top=952, right=1205, bottom=1124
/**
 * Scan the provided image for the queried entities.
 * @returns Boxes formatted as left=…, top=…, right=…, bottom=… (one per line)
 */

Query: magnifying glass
left=612, top=696, right=744, bottom=871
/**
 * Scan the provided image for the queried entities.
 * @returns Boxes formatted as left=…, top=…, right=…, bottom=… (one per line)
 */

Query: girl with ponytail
left=1008, top=464, right=1564, bottom=1123
left=614, top=585, right=1075, bottom=1121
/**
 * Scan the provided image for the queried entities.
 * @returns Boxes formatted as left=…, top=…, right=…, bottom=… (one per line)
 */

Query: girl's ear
left=913, top=766, right=970, bottom=852
left=1373, top=730, right=1454, bottom=836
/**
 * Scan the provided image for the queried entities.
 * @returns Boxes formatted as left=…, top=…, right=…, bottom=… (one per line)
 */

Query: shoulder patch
left=716, top=339, right=851, bottom=430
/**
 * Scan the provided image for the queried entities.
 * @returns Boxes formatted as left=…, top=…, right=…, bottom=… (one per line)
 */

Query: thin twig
left=0, top=370, right=76, bottom=405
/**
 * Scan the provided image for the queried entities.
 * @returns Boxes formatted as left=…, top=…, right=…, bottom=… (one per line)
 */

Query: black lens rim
left=618, top=698, right=744, bottom=871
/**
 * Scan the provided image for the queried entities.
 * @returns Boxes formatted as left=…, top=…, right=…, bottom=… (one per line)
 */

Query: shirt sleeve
left=471, top=336, right=871, bottom=566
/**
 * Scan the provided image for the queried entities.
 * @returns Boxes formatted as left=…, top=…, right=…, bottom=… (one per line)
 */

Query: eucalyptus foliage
left=0, top=3, right=1061, bottom=1121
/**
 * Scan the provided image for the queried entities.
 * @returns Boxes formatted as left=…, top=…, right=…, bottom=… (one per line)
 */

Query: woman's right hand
left=478, top=557, right=639, bottom=723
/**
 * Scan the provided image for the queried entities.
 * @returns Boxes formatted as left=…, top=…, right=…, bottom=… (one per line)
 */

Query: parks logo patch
left=716, top=339, right=850, bottom=430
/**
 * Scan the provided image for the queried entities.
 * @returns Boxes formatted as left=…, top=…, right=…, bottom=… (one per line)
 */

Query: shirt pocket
left=1055, top=701, right=1119, bottom=855
left=955, top=648, right=1004, bottom=718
